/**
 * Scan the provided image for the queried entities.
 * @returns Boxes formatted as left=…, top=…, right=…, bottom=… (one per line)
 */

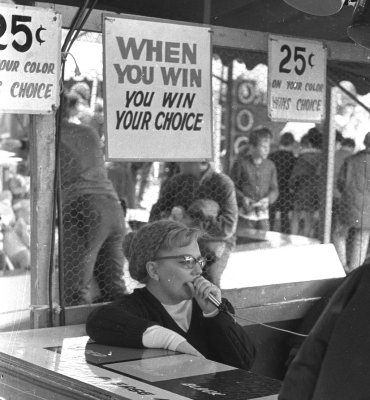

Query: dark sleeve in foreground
left=86, top=296, right=157, bottom=348
left=204, top=301, right=256, bottom=370
left=279, top=265, right=368, bottom=400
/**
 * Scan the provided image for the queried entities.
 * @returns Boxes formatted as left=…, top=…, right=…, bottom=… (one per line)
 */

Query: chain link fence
left=54, top=44, right=370, bottom=307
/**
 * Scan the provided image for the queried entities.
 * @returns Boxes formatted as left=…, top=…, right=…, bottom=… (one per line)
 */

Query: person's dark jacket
left=269, top=150, right=296, bottom=211
left=229, top=153, right=278, bottom=207
left=279, top=262, right=370, bottom=400
left=337, top=149, right=370, bottom=229
left=86, top=287, right=255, bottom=370
left=289, top=149, right=322, bottom=211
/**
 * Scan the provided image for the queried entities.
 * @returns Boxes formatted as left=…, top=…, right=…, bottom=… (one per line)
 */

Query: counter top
left=0, top=324, right=280, bottom=399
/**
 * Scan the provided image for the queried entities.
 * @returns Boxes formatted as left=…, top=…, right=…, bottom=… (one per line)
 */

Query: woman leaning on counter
left=86, top=220, right=255, bottom=370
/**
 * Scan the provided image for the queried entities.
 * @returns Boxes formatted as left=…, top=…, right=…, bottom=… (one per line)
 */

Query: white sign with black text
left=0, top=4, right=61, bottom=114
left=268, top=34, right=327, bottom=122
left=103, top=14, right=213, bottom=161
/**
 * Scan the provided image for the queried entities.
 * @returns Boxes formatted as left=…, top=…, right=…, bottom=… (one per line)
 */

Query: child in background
left=229, top=127, right=278, bottom=231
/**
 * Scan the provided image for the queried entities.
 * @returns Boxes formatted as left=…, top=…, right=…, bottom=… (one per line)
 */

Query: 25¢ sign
left=0, top=4, right=61, bottom=114
left=268, top=34, right=327, bottom=122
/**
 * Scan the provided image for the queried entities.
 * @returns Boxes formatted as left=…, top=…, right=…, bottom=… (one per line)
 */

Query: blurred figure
left=149, top=161, right=238, bottom=287
left=136, top=162, right=153, bottom=207
left=279, top=261, right=370, bottom=400
left=8, top=173, right=29, bottom=204
left=333, top=133, right=370, bottom=273
left=131, top=162, right=153, bottom=208
left=0, top=190, right=15, bottom=227
left=60, top=93, right=127, bottom=305
left=107, top=162, right=137, bottom=209
left=290, top=128, right=323, bottom=237
left=69, top=81, right=94, bottom=125
left=268, top=132, right=297, bottom=233
left=229, top=127, right=278, bottom=231
left=332, top=136, right=355, bottom=237
left=334, top=129, right=343, bottom=152
left=334, top=137, right=356, bottom=184
left=90, top=96, right=104, bottom=138
left=3, top=198, right=30, bottom=270
left=159, top=162, right=180, bottom=188
left=108, top=162, right=153, bottom=210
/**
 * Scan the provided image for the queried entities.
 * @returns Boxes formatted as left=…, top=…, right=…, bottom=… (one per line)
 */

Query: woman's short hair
left=123, top=220, right=201, bottom=282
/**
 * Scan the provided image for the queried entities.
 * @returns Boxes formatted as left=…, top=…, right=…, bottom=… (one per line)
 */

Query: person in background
left=136, top=162, right=153, bottom=208
left=289, top=128, right=323, bottom=237
left=8, top=173, right=29, bottom=205
left=268, top=132, right=297, bottom=234
left=3, top=198, right=30, bottom=271
left=90, top=96, right=104, bottom=139
left=0, top=188, right=28, bottom=271
left=60, top=93, right=127, bottom=305
left=149, top=161, right=238, bottom=287
left=69, top=81, right=94, bottom=126
left=333, top=133, right=370, bottom=273
left=331, top=136, right=355, bottom=238
left=334, top=137, right=356, bottom=184
left=86, top=220, right=255, bottom=370
left=229, top=126, right=278, bottom=231
left=107, top=162, right=137, bottom=209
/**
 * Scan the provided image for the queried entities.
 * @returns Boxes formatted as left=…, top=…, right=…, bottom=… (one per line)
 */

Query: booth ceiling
left=34, top=0, right=356, bottom=43
left=33, top=0, right=370, bottom=95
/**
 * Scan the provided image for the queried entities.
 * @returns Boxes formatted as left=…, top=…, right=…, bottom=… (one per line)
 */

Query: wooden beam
left=30, top=115, right=56, bottom=329
left=211, top=0, right=258, bottom=18
left=212, top=25, right=370, bottom=63
left=36, top=2, right=370, bottom=63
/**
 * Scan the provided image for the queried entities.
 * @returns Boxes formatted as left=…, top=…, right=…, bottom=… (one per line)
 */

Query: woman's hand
left=176, top=341, right=205, bottom=358
left=187, top=276, right=221, bottom=315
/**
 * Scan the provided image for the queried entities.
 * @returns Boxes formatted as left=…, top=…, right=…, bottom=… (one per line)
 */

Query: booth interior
left=3, top=0, right=370, bottom=397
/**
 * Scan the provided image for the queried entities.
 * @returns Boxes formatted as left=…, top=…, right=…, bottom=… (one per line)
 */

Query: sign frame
left=102, top=12, right=213, bottom=162
left=267, top=34, right=327, bottom=123
left=0, top=4, right=61, bottom=115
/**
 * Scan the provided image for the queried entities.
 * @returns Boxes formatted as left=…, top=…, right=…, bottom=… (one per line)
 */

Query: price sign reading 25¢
left=0, top=4, right=61, bottom=114
left=268, top=34, right=327, bottom=123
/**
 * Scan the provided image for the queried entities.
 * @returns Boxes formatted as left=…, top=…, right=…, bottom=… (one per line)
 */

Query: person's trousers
left=62, top=194, right=127, bottom=306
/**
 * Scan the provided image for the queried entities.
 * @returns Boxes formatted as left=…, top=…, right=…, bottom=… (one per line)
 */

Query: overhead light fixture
left=282, top=0, right=347, bottom=16
left=348, top=0, right=370, bottom=49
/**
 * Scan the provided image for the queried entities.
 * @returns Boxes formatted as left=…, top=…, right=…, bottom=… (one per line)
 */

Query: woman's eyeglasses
left=153, top=255, right=207, bottom=269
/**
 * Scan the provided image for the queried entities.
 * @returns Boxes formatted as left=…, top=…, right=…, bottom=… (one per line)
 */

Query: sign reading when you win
left=0, top=4, right=61, bottom=114
left=268, top=34, right=327, bottom=123
left=103, top=14, right=212, bottom=161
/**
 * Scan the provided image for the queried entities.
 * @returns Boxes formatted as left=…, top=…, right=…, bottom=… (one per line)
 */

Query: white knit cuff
left=143, top=325, right=186, bottom=352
